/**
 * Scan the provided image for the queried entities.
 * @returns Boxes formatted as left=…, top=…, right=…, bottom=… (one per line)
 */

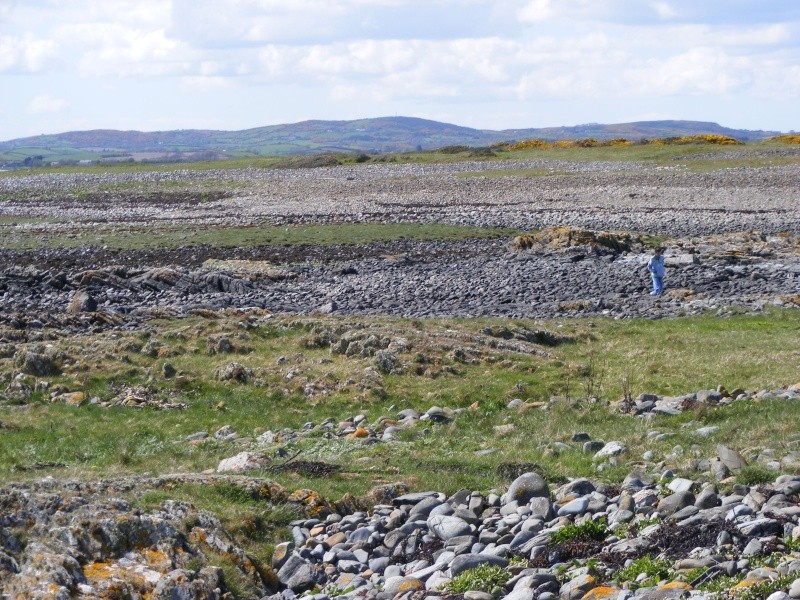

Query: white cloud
left=653, top=2, right=677, bottom=19
left=169, top=0, right=354, bottom=46
left=10, top=0, right=170, bottom=29
left=0, top=35, right=57, bottom=72
left=58, top=23, right=195, bottom=77
left=26, top=93, right=66, bottom=115
left=1, top=0, right=799, bottom=137
left=631, top=23, right=793, bottom=49
left=624, top=47, right=750, bottom=95
left=517, top=0, right=557, bottom=22
left=515, top=0, right=632, bottom=25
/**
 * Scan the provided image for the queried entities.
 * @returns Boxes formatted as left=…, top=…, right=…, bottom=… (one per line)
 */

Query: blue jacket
left=648, top=255, right=665, bottom=277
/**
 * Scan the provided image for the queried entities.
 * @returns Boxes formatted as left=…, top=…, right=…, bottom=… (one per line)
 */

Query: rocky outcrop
left=0, top=475, right=280, bottom=599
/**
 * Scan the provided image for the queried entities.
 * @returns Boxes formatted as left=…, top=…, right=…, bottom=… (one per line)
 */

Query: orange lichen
left=82, top=561, right=115, bottom=581
left=581, top=586, right=623, bottom=600
left=397, top=578, right=424, bottom=592
left=347, top=427, right=369, bottom=439
left=659, top=582, right=692, bottom=591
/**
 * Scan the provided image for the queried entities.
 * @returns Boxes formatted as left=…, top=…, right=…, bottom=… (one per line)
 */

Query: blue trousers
left=651, top=275, right=664, bottom=295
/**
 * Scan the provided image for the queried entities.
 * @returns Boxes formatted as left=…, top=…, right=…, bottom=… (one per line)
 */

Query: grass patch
left=549, top=518, right=608, bottom=544
left=0, top=222, right=518, bottom=251
left=444, top=563, right=512, bottom=595
left=0, top=311, right=799, bottom=498
left=735, top=464, right=776, bottom=486
left=135, top=481, right=302, bottom=571
left=615, top=556, right=674, bottom=589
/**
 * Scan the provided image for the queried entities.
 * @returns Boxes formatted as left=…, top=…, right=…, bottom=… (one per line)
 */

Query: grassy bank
left=1, top=310, right=798, bottom=493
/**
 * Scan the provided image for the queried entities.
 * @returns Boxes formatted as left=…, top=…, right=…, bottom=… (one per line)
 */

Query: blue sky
left=1, top=0, right=798, bottom=140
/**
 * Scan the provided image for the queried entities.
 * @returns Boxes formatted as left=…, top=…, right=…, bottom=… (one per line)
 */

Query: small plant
left=735, top=464, right=775, bottom=486
left=615, top=555, right=674, bottom=588
left=582, top=350, right=607, bottom=399
left=733, top=575, right=796, bottom=600
left=508, top=555, right=529, bottom=568
left=443, top=564, right=512, bottom=596
left=695, top=574, right=745, bottom=595
left=550, top=518, right=608, bottom=545
left=785, top=534, right=800, bottom=552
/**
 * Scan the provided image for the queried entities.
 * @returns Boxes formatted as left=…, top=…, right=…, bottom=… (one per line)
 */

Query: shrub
left=437, top=145, right=471, bottom=154
left=602, top=138, right=632, bottom=147
left=770, top=134, right=800, bottom=144
left=508, top=139, right=553, bottom=151
left=670, top=134, right=742, bottom=145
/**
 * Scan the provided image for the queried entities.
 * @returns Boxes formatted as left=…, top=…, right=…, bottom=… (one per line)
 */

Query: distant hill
left=0, top=117, right=784, bottom=165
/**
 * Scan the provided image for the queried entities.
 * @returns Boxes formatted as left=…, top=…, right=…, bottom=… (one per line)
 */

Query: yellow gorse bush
left=770, top=135, right=800, bottom=144
left=507, top=139, right=553, bottom=150
left=505, top=134, right=742, bottom=150
left=671, top=134, right=742, bottom=145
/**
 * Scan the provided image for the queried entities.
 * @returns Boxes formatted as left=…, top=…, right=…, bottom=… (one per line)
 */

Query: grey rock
left=465, top=592, right=495, bottom=600
left=559, top=574, right=597, bottom=600
left=504, top=472, right=550, bottom=504
left=382, top=575, right=424, bottom=596
left=667, top=478, right=696, bottom=493
left=67, top=291, right=97, bottom=313
left=529, top=497, right=554, bottom=520
left=409, top=496, right=444, bottom=520
left=594, top=441, right=627, bottom=459
left=557, top=497, right=590, bottom=517
left=737, top=518, right=784, bottom=537
left=277, top=553, right=319, bottom=592
left=656, top=491, right=695, bottom=518
left=717, top=445, right=748, bottom=473
left=505, top=589, right=537, bottom=600
left=272, top=541, right=295, bottom=570
left=393, top=491, right=438, bottom=506
left=694, top=426, right=720, bottom=437
left=427, top=514, right=472, bottom=541
left=743, top=538, right=763, bottom=557
left=583, top=441, right=605, bottom=454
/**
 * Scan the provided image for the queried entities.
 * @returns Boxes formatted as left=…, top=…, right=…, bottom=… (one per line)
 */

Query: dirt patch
left=266, top=460, right=342, bottom=477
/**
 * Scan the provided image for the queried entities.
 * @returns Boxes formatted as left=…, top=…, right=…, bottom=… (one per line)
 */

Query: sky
left=1, top=0, right=799, bottom=140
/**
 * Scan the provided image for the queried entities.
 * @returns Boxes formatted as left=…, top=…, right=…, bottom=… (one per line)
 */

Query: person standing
left=647, top=247, right=666, bottom=295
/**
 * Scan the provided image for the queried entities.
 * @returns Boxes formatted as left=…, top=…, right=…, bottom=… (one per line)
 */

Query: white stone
left=594, top=441, right=627, bottom=459
left=216, top=451, right=266, bottom=473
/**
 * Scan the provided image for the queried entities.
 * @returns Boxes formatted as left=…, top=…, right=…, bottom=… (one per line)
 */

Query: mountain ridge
left=0, top=117, right=785, bottom=164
